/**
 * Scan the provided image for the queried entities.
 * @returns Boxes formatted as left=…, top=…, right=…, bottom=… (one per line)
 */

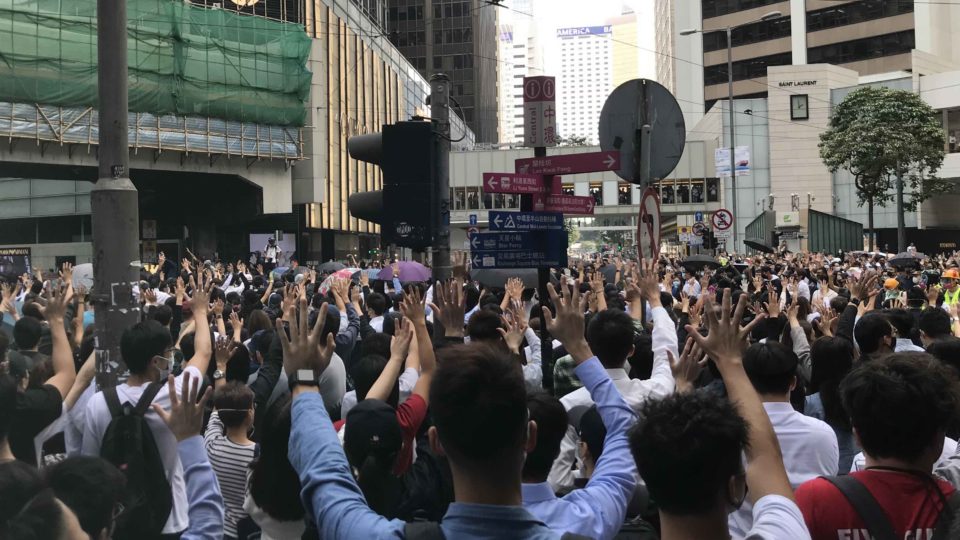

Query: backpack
left=404, top=522, right=591, bottom=540
left=100, top=382, right=173, bottom=537
left=821, top=474, right=960, bottom=540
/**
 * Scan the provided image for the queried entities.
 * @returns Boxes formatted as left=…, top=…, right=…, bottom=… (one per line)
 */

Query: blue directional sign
left=469, top=230, right=568, bottom=269
left=694, top=211, right=704, bottom=223
left=488, top=211, right=564, bottom=231
left=469, top=230, right=566, bottom=252
left=469, top=213, right=478, bottom=225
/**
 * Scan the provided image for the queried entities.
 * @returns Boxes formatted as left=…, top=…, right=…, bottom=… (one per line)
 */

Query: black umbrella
left=317, top=260, right=346, bottom=273
left=471, top=268, right=560, bottom=290
left=889, top=252, right=925, bottom=270
left=744, top=238, right=775, bottom=254
left=681, top=255, right=720, bottom=273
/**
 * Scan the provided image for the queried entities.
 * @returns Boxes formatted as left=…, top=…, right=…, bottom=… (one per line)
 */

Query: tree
left=564, top=219, right=580, bottom=246
left=557, top=134, right=589, bottom=147
left=820, top=86, right=947, bottom=252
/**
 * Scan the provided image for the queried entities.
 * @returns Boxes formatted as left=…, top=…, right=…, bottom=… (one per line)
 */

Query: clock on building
left=790, top=94, right=809, bottom=120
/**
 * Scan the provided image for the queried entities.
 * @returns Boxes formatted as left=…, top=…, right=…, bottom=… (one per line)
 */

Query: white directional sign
left=523, top=76, right=557, bottom=147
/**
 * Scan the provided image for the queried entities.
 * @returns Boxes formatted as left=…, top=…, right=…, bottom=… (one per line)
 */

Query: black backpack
left=100, top=382, right=173, bottom=537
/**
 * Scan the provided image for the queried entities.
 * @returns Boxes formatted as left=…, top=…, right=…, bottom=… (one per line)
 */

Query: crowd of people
left=3, top=247, right=960, bottom=539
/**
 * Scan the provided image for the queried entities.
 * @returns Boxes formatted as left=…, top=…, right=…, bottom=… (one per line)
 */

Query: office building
left=497, top=0, right=544, bottom=144
left=609, top=5, right=657, bottom=89
left=386, top=0, right=499, bottom=143
left=557, top=25, right=613, bottom=144
left=693, top=0, right=960, bottom=112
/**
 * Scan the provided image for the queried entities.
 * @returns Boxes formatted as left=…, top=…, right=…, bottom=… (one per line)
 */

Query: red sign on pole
left=482, top=173, right=547, bottom=194
left=516, top=151, right=620, bottom=176
left=532, top=193, right=595, bottom=215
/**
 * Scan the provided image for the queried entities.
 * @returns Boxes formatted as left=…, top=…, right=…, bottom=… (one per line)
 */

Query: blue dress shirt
left=178, top=435, right=225, bottom=540
left=523, top=357, right=638, bottom=539
left=289, top=391, right=561, bottom=539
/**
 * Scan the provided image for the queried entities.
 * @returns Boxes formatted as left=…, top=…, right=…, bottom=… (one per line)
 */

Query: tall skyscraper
left=386, top=0, right=499, bottom=143
left=497, top=0, right=544, bottom=144
left=557, top=25, right=612, bottom=144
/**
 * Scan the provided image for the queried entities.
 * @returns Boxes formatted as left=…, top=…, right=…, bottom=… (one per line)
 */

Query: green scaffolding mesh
left=0, top=0, right=311, bottom=126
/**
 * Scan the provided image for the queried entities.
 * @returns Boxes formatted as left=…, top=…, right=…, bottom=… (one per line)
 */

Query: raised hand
left=506, top=277, right=525, bottom=301
left=143, top=287, right=158, bottom=306
left=152, top=373, right=211, bottom=442
left=399, top=286, right=426, bottom=324
left=212, top=298, right=225, bottom=317
left=43, top=284, right=71, bottom=322
left=429, top=279, right=466, bottom=338
left=59, top=262, right=74, bottom=288
left=670, top=337, right=705, bottom=394
left=390, top=318, right=415, bottom=361
left=214, top=336, right=236, bottom=370
left=543, top=282, right=592, bottom=364
left=189, top=273, right=212, bottom=318
left=816, top=309, right=837, bottom=337
left=765, top=286, right=781, bottom=318
left=452, top=251, right=469, bottom=280
left=499, top=312, right=526, bottom=354
left=686, top=288, right=764, bottom=369
left=275, top=291, right=336, bottom=377
left=1, top=283, right=17, bottom=317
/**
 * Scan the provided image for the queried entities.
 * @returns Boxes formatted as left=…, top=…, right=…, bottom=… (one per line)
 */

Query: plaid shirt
left=552, top=354, right=583, bottom=398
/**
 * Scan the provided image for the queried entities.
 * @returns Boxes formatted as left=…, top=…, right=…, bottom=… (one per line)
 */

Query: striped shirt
left=204, top=411, right=257, bottom=538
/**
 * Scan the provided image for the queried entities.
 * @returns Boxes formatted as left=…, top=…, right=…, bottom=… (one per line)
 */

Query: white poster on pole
left=714, top=146, right=751, bottom=177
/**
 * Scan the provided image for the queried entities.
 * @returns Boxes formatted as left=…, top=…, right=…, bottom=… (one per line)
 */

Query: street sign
left=532, top=193, right=595, bottom=215
left=469, top=214, right=478, bottom=225
left=523, top=76, right=557, bottom=147
left=469, top=230, right=566, bottom=252
left=678, top=226, right=692, bottom=243
left=692, top=222, right=707, bottom=237
left=714, top=229, right=733, bottom=241
left=599, top=78, right=686, bottom=184
left=638, top=187, right=661, bottom=262
left=515, top=151, right=620, bottom=176
left=712, top=208, right=733, bottom=231
left=467, top=227, right=480, bottom=235
left=482, top=173, right=547, bottom=194
left=488, top=211, right=564, bottom=231
left=694, top=211, right=704, bottom=223
left=471, top=250, right=569, bottom=269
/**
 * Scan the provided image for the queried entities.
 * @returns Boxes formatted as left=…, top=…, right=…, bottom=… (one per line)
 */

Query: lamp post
left=681, top=10, right=783, bottom=253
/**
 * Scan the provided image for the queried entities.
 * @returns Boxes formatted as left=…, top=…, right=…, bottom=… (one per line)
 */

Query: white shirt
left=743, top=495, right=812, bottom=539
left=729, top=402, right=838, bottom=538
left=80, top=366, right=203, bottom=534
left=369, top=315, right=384, bottom=333
left=851, top=437, right=958, bottom=473
left=521, top=327, right=543, bottom=391
left=811, top=287, right=838, bottom=307
left=547, top=306, right=677, bottom=492
left=682, top=280, right=702, bottom=298
left=895, top=338, right=925, bottom=352
left=340, top=367, right=420, bottom=418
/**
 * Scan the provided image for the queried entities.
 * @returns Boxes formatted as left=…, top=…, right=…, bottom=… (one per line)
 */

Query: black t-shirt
left=11, top=384, right=62, bottom=466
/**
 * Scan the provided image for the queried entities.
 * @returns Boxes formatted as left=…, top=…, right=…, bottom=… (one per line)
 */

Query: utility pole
left=92, top=0, right=141, bottom=388
left=430, top=74, right=452, bottom=283
left=896, top=165, right=906, bottom=253
left=726, top=26, right=738, bottom=253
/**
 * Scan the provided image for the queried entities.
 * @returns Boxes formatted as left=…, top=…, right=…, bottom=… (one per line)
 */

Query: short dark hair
left=742, top=341, right=799, bottom=395
left=147, top=304, right=173, bottom=327
left=2, top=489, right=65, bottom=540
left=352, top=355, right=394, bottom=403
left=630, top=391, right=748, bottom=515
left=0, top=460, right=43, bottom=525
left=886, top=308, right=916, bottom=339
left=587, top=309, right=635, bottom=369
left=248, top=396, right=304, bottom=522
left=120, top=320, right=172, bottom=375
left=926, top=337, right=960, bottom=375
left=810, top=336, right=855, bottom=430
left=360, top=332, right=391, bottom=359
left=854, top=313, right=893, bottom=355
left=366, top=293, right=388, bottom=317
left=466, top=310, right=503, bottom=342
left=214, top=381, right=254, bottom=428
left=431, top=344, right=528, bottom=471
left=522, top=392, right=568, bottom=482
left=841, top=352, right=960, bottom=462
left=13, top=317, right=42, bottom=350
left=21, top=301, right=44, bottom=321
left=829, top=295, right=849, bottom=314
left=919, top=308, right=952, bottom=340
left=45, top=456, right=126, bottom=538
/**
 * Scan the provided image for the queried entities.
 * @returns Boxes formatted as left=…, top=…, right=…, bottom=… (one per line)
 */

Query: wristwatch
left=849, top=298, right=862, bottom=306
left=212, top=369, right=224, bottom=380
left=288, top=368, right=321, bottom=389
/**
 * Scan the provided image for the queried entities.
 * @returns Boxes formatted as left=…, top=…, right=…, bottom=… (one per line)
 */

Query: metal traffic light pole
left=430, top=74, right=452, bottom=283
left=92, top=0, right=141, bottom=388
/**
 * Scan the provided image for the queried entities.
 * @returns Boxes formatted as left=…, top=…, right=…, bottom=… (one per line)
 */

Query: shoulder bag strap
left=134, top=381, right=164, bottom=417
left=104, top=385, right=123, bottom=418
left=820, top=475, right=898, bottom=540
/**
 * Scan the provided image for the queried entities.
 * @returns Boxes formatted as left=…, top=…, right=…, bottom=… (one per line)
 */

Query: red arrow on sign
left=515, top=151, right=620, bottom=176
left=482, top=173, right=548, bottom=194
left=532, top=193, right=595, bottom=215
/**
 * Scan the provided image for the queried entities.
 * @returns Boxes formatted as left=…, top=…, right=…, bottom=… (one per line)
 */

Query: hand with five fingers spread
left=152, top=373, right=212, bottom=442
left=499, top=313, right=526, bottom=355
left=276, top=289, right=336, bottom=393
left=669, top=337, right=705, bottom=394
left=686, top=288, right=765, bottom=370
left=543, top=282, right=593, bottom=364
left=429, top=279, right=465, bottom=338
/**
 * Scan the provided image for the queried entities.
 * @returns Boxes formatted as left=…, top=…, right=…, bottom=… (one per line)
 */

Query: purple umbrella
left=377, top=261, right=431, bottom=282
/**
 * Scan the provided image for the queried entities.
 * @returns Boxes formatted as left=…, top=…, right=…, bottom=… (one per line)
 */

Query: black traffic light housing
left=347, top=121, right=436, bottom=249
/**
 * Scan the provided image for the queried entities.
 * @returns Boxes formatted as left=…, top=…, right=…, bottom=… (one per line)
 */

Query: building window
left=807, top=30, right=915, bottom=65
left=945, top=109, right=960, bottom=153
left=702, top=16, right=791, bottom=52
left=703, top=52, right=792, bottom=86
left=701, top=0, right=782, bottom=19
left=807, top=0, right=914, bottom=33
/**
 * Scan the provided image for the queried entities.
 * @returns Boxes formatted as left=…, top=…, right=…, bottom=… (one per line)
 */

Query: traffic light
left=347, top=120, right=437, bottom=249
